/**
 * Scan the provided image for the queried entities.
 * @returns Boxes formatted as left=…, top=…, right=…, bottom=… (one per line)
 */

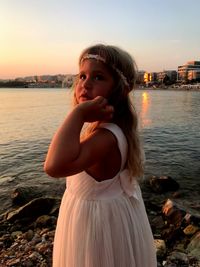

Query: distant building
left=143, top=72, right=157, bottom=85
left=149, top=72, right=157, bottom=83
left=62, top=75, right=76, bottom=88
left=157, top=70, right=177, bottom=84
left=144, top=72, right=150, bottom=84
left=137, top=71, right=146, bottom=84
left=188, top=69, right=200, bottom=81
left=178, top=61, right=200, bottom=82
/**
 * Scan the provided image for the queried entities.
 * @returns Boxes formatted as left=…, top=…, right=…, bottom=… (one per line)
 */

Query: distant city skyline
left=1, top=0, right=200, bottom=79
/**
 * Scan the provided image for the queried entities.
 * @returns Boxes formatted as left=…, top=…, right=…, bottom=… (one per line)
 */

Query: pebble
left=0, top=181, right=200, bottom=267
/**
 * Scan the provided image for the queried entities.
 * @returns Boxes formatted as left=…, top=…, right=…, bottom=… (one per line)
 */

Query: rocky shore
left=137, top=84, right=200, bottom=91
left=0, top=176, right=200, bottom=267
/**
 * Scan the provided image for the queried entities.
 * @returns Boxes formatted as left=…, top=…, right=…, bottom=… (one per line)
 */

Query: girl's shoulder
left=98, top=123, right=127, bottom=148
left=98, top=122, right=128, bottom=167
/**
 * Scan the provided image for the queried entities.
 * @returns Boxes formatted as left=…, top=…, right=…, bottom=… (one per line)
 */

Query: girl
left=44, top=44, right=157, bottom=267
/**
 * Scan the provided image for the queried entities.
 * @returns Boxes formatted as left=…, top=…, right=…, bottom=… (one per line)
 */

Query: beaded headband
left=81, top=54, right=129, bottom=87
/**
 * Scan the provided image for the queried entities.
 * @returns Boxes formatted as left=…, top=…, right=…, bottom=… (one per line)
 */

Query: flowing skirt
left=53, top=175, right=157, bottom=267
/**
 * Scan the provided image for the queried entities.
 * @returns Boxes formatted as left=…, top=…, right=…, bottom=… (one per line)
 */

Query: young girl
left=44, top=44, right=157, bottom=267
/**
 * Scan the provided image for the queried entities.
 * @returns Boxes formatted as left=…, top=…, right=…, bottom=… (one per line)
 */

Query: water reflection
left=140, top=92, right=152, bottom=128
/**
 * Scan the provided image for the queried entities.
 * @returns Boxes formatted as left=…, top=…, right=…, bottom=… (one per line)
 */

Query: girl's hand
left=76, top=96, right=114, bottom=122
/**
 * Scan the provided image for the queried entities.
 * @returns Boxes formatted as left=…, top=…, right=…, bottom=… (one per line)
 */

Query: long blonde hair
left=74, top=44, right=143, bottom=180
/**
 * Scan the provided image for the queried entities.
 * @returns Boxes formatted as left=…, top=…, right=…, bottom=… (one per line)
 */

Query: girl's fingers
left=78, top=96, right=114, bottom=122
left=93, top=96, right=107, bottom=106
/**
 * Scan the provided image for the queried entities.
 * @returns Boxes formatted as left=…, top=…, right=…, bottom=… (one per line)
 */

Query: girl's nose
left=83, top=77, right=92, bottom=89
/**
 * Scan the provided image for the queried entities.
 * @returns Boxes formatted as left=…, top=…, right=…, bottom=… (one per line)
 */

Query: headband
left=81, top=54, right=129, bottom=88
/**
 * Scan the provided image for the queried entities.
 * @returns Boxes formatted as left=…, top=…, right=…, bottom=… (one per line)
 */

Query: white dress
left=53, top=123, right=157, bottom=267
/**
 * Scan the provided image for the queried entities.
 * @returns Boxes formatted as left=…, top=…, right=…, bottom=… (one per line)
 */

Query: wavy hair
left=74, top=44, right=144, bottom=180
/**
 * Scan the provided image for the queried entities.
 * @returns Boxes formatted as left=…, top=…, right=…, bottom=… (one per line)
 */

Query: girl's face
left=75, top=59, right=115, bottom=103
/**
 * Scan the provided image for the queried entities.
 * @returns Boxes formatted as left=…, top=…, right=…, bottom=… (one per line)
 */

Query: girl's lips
left=79, top=94, right=92, bottom=101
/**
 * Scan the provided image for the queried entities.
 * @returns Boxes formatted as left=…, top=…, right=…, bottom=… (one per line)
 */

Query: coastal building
left=142, top=72, right=157, bottom=85
left=144, top=72, right=150, bottom=84
left=178, top=61, right=200, bottom=82
left=137, top=71, right=146, bottom=84
left=62, top=75, right=76, bottom=88
left=157, top=70, right=177, bottom=84
left=149, top=72, right=157, bottom=83
left=188, top=70, right=200, bottom=81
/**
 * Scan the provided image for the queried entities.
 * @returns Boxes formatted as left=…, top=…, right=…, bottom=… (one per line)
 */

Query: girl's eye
left=94, top=75, right=104, bottom=81
left=79, top=74, right=86, bottom=80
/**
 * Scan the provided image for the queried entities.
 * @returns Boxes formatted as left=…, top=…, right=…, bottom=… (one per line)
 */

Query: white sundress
left=53, top=123, right=157, bottom=267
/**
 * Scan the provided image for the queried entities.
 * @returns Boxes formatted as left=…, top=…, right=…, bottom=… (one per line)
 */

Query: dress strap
left=99, top=123, right=128, bottom=171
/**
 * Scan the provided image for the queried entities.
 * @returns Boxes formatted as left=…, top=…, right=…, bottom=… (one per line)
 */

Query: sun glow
left=140, top=92, right=152, bottom=128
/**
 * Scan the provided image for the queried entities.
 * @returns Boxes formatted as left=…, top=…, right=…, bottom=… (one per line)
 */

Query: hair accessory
left=81, top=54, right=129, bottom=87
left=81, top=54, right=106, bottom=63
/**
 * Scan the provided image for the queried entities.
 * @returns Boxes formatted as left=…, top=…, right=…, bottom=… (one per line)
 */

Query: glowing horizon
left=1, top=0, right=200, bottom=79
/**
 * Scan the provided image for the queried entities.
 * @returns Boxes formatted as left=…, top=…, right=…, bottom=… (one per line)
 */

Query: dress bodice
left=66, top=123, right=140, bottom=201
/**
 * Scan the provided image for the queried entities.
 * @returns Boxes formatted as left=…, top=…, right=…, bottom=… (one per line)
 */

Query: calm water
left=0, top=88, right=200, bottom=212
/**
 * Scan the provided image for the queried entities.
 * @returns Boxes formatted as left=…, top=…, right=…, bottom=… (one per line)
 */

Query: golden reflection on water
left=140, top=92, right=152, bottom=128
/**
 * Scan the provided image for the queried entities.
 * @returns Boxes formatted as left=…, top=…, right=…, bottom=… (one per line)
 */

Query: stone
left=151, top=216, right=166, bottom=230
left=23, top=229, right=34, bottom=241
left=154, top=239, right=167, bottom=258
left=187, top=231, right=200, bottom=260
left=11, top=231, right=22, bottom=239
left=6, top=197, right=57, bottom=222
left=162, top=199, right=186, bottom=227
left=183, top=224, right=199, bottom=236
left=35, top=215, right=52, bottom=228
left=161, top=225, right=182, bottom=245
left=165, top=251, right=189, bottom=266
left=28, top=251, right=42, bottom=261
left=6, top=257, right=21, bottom=266
left=162, top=199, right=200, bottom=229
left=11, top=186, right=44, bottom=206
left=148, top=175, right=180, bottom=193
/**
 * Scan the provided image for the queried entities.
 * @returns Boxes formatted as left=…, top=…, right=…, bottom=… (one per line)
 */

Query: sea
left=0, top=88, right=200, bottom=213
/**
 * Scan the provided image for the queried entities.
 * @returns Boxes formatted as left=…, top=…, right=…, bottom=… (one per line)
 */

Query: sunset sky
left=1, top=0, right=200, bottom=79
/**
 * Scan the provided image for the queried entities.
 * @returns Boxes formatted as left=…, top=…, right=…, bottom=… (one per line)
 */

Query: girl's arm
left=44, top=96, right=115, bottom=178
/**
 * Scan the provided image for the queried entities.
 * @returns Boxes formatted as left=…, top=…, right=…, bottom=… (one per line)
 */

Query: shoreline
left=0, top=177, right=200, bottom=266
left=136, top=85, right=200, bottom=91
left=0, top=85, right=200, bottom=91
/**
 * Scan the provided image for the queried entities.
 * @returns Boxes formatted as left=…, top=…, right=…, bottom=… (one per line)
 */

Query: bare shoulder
left=84, top=127, right=121, bottom=180
left=86, top=127, right=118, bottom=148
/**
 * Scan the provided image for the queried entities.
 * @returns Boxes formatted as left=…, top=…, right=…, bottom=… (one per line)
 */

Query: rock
left=187, top=231, right=200, bottom=260
left=162, top=199, right=200, bottom=228
left=0, top=233, right=13, bottom=248
left=162, top=261, right=177, bottom=266
left=165, top=251, right=189, bottom=266
left=23, top=229, right=34, bottom=241
left=0, top=173, right=199, bottom=267
left=148, top=176, right=180, bottom=193
left=162, top=199, right=186, bottom=227
left=11, top=186, right=44, bottom=206
left=154, top=239, right=167, bottom=258
left=173, top=242, right=186, bottom=253
left=183, top=224, right=199, bottom=236
left=172, top=191, right=182, bottom=199
left=35, top=215, right=53, bottom=228
left=151, top=216, right=166, bottom=230
left=161, top=225, right=182, bottom=245
left=6, top=257, right=21, bottom=266
left=35, top=241, right=52, bottom=254
left=29, top=251, right=43, bottom=261
left=11, top=231, right=22, bottom=239
left=6, top=197, right=57, bottom=222
left=184, top=212, right=200, bottom=227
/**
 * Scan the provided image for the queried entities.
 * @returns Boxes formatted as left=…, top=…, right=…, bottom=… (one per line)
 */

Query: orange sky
left=1, top=0, right=200, bottom=79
